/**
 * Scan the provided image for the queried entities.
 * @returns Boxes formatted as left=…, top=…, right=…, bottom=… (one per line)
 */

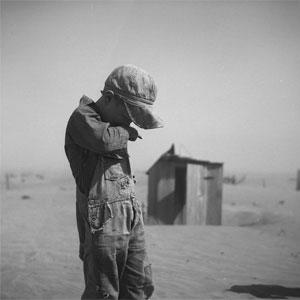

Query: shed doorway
left=173, top=166, right=187, bottom=224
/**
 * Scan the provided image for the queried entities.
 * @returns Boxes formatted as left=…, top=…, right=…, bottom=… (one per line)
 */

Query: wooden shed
left=146, top=145, right=223, bottom=225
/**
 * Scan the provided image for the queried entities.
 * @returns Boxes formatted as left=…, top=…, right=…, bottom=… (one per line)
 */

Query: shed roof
left=146, top=144, right=223, bottom=174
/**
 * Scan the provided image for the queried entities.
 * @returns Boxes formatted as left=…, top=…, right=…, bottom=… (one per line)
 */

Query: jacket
left=65, top=95, right=135, bottom=234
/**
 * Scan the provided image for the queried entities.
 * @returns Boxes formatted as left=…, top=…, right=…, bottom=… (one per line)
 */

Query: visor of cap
left=124, top=101, right=164, bottom=129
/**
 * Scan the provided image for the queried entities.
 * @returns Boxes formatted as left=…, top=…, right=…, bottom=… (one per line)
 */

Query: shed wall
left=205, top=165, right=223, bottom=225
left=147, top=161, right=176, bottom=224
left=186, top=164, right=205, bottom=224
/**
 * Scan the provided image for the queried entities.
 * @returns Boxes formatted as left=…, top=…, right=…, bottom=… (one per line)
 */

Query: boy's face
left=101, top=96, right=132, bottom=126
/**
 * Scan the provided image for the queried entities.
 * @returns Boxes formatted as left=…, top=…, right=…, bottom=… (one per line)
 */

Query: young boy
left=65, top=65, right=163, bottom=299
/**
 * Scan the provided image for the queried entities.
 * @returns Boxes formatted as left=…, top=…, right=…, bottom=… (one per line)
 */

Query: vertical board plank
left=205, top=165, right=223, bottom=225
left=186, top=164, right=205, bottom=224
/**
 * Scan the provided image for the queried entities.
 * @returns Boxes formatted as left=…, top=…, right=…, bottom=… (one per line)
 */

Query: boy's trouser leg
left=80, top=199, right=153, bottom=300
left=119, top=221, right=146, bottom=300
left=82, top=235, right=126, bottom=300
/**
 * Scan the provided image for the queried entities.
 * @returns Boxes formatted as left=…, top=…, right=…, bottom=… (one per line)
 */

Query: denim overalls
left=76, top=151, right=150, bottom=300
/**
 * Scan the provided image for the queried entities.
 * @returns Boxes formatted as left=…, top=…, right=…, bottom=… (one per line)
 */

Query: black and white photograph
left=1, top=1, right=300, bottom=299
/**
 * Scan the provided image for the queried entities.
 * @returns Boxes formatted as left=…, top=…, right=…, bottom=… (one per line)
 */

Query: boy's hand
left=126, top=126, right=140, bottom=141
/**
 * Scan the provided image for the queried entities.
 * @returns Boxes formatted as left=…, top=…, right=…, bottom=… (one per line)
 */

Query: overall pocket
left=88, top=199, right=113, bottom=234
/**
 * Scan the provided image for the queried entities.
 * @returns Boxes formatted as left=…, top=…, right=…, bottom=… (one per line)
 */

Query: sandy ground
left=1, top=171, right=300, bottom=299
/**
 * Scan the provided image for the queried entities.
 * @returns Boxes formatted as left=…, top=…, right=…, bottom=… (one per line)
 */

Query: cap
left=102, top=64, right=163, bottom=129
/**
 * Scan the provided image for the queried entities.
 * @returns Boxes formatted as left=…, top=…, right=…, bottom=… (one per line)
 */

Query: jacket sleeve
left=67, top=107, right=130, bottom=153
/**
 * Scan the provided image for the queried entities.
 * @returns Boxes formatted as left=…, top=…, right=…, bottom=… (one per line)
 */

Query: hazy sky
left=1, top=1, right=300, bottom=174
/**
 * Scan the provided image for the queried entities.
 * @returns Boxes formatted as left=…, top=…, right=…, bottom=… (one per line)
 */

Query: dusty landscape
left=2, top=1, right=300, bottom=299
left=1, top=170, right=300, bottom=299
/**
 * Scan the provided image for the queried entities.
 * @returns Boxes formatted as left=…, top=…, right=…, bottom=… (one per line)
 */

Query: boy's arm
left=67, top=107, right=137, bottom=153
